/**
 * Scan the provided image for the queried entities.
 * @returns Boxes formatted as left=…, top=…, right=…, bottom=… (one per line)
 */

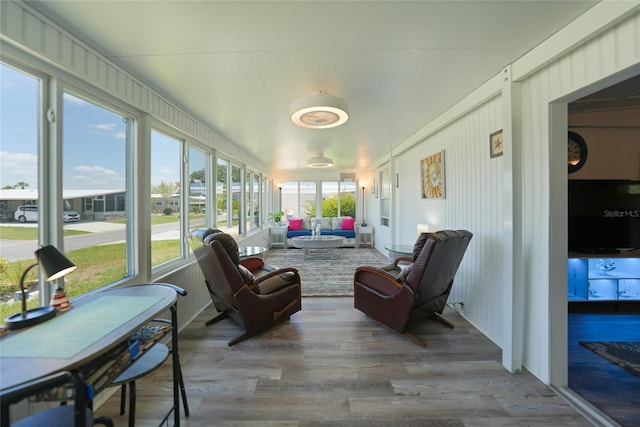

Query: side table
left=357, top=226, right=374, bottom=248
left=270, top=226, right=288, bottom=249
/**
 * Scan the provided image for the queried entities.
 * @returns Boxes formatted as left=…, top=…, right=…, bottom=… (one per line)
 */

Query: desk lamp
left=417, top=224, right=430, bottom=235
left=4, top=245, right=77, bottom=330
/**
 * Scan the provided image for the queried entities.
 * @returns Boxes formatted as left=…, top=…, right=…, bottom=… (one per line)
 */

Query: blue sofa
left=286, top=217, right=358, bottom=247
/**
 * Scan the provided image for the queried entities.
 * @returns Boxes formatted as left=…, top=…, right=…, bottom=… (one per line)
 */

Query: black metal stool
left=1, top=371, right=114, bottom=427
left=111, top=283, right=190, bottom=426
left=111, top=343, right=168, bottom=427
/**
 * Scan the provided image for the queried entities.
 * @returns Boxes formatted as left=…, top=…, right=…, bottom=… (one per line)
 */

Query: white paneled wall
left=386, top=3, right=640, bottom=384
left=156, top=261, right=210, bottom=330
left=392, top=95, right=504, bottom=345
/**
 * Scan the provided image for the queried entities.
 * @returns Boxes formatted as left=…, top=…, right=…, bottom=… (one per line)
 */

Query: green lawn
left=0, top=214, right=199, bottom=322
left=0, top=213, right=204, bottom=239
left=107, top=213, right=204, bottom=225
left=0, top=227, right=88, bottom=240
left=0, top=240, right=180, bottom=321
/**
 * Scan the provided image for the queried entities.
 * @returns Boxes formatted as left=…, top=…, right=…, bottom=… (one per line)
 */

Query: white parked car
left=14, top=205, right=80, bottom=223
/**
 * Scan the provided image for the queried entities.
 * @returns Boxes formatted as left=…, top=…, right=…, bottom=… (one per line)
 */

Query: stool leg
left=94, top=416, right=115, bottom=427
left=119, top=384, right=126, bottom=415
left=128, top=381, right=136, bottom=427
left=178, top=363, right=189, bottom=417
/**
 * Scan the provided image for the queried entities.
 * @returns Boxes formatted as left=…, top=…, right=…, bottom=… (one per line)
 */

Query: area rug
left=580, top=341, right=640, bottom=377
left=264, top=248, right=389, bottom=296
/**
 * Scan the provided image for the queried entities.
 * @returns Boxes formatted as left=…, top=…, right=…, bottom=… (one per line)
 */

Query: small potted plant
left=268, top=211, right=284, bottom=226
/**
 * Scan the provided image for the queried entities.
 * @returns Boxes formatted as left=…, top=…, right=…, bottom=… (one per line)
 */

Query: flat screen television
left=568, top=179, right=640, bottom=253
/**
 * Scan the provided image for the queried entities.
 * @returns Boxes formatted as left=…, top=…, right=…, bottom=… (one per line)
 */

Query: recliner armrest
left=394, top=256, right=413, bottom=266
left=251, top=267, right=301, bottom=295
left=354, top=266, right=404, bottom=297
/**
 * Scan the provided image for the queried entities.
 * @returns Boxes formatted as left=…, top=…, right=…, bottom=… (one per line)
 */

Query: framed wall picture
left=421, top=150, right=445, bottom=199
left=490, top=129, right=504, bottom=158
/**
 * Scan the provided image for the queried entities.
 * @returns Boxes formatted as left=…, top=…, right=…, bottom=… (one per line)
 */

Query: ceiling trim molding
left=512, top=2, right=640, bottom=82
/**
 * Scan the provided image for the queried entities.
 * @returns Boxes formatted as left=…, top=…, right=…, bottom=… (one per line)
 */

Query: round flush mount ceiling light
left=290, top=92, right=349, bottom=129
left=307, top=155, right=334, bottom=168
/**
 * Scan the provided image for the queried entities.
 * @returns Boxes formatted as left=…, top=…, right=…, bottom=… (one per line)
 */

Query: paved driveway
left=0, top=221, right=182, bottom=261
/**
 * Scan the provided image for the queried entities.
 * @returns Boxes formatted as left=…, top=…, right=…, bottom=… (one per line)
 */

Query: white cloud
left=67, top=165, right=125, bottom=189
left=89, top=123, right=126, bottom=140
left=74, top=165, right=119, bottom=177
left=92, top=123, right=117, bottom=132
left=63, top=92, right=89, bottom=106
left=0, top=151, right=37, bottom=163
left=158, top=167, right=177, bottom=176
left=0, top=151, right=38, bottom=188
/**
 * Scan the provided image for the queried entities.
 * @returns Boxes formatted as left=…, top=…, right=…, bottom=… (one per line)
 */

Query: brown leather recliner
left=354, top=230, right=473, bottom=346
left=187, top=228, right=302, bottom=346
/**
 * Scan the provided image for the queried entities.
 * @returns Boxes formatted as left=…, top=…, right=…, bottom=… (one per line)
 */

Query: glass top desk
left=0, top=283, right=183, bottom=426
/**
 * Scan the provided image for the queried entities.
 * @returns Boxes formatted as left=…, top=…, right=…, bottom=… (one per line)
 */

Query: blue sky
left=1, top=63, right=180, bottom=191
left=0, top=64, right=39, bottom=189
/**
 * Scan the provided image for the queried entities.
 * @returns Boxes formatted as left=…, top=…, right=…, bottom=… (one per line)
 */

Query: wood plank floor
left=568, top=313, right=640, bottom=427
left=97, top=298, right=591, bottom=426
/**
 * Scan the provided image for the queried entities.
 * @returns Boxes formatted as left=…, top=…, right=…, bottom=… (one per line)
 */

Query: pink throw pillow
left=341, top=218, right=355, bottom=230
left=289, top=218, right=303, bottom=231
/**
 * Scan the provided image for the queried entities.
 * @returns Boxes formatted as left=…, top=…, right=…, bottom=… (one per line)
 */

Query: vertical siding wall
left=156, top=262, right=209, bottom=331
left=393, top=96, right=504, bottom=345
left=387, top=3, right=640, bottom=383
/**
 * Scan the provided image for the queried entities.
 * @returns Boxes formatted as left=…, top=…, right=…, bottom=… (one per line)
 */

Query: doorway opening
left=566, top=74, right=640, bottom=427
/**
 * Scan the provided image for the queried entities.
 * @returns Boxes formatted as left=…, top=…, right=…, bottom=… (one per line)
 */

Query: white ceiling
left=26, top=0, right=598, bottom=172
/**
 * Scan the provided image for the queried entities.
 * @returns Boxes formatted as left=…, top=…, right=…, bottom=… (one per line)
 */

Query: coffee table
left=291, top=236, right=345, bottom=260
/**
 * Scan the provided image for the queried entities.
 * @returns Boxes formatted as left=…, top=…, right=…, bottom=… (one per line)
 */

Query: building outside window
left=0, top=63, right=42, bottom=312
left=216, top=158, right=228, bottom=230
left=281, top=181, right=316, bottom=219
left=150, top=129, right=182, bottom=268
left=188, top=146, right=207, bottom=231
left=63, top=90, right=130, bottom=292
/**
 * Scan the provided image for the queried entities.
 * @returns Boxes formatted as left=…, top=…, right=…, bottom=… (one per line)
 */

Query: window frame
left=379, top=169, right=390, bottom=227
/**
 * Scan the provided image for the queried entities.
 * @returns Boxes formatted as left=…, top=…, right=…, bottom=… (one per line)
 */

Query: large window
left=215, top=160, right=261, bottom=236
left=230, top=164, right=241, bottom=237
left=150, top=129, right=182, bottom=268
left=320, top=181, right=356, bottom=218
left=250, top=171, right=260, bottom=230
left=282, top=181, right=316, bottom=219
left=216, top=158, right=228, bottom=230
left=245, top=170, right=252, bottom=232
left=62, top=91, right=130, bottom=294
left=0, top=57, right=270, bottom=322
left=188, top=146, right=207, bottom=231
left=0, top=64, right=42, bottom=316
left=282, top=181, right=356, bottom=219
left=380, top=169, right=390, bottom=226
